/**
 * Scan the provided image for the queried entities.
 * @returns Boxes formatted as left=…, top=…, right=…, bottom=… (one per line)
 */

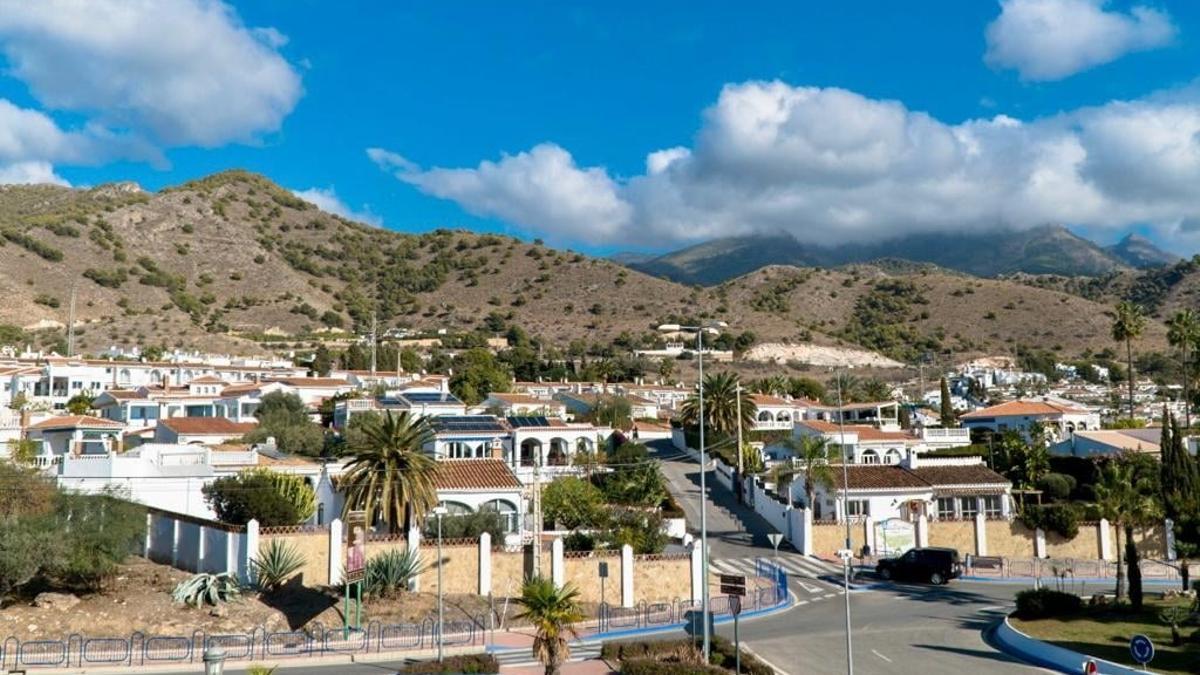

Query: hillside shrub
left=1019, top=503, right=1080, bottom=539
left=398, top=653, right=499, bottom=673
left=202, top=471, right=308, bottom=526
left=1035, top=473, right=1076, bottom=502
left=1014, top=588, right=1081, bottom=619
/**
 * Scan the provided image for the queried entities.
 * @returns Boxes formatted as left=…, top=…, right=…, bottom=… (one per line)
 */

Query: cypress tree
left=939, top=377, right=955, bottom=427
left=1173, top=413, right=1199, bottom=503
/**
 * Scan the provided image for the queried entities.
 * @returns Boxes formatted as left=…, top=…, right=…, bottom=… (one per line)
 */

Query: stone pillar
left=620, top=544, right=634, bottom=609
left=225, top=528, right=237, bottom=576
left=863, top=516, right=876, bottom=556
left=1165, top=518, right=1176, bottom=562
left=974, top=513, right=987, bottom=557
left=800, top=507, right=813, bottom=556
left=170, top=517, right=181, bottom=567
left=243, top=519, right=260, bottom=584
left=328, top=518, right=343, bottom=586
left=478, top=532, right=492, bottom=596
left=551, top=537, right=565, bottom=589
left=407, top=524, right=422, bottom=591
left=916, top=514, right=929, bottom=548
left=144, top=512, right=153, bottom=558
left=689, top=542, right=703, bottom=604
left=197, top=525, right=207, bottom=572
left=1099, top=519, right=1113, bottom=561
left=1034, top=528, right=1047, bottom=559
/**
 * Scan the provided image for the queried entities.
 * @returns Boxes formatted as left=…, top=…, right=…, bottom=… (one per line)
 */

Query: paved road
left=650, top=440, right=1048, bottom=675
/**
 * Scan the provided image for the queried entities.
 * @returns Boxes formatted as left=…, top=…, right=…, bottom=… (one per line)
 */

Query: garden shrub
left=1035, top=473, right=1075, bottom=502
left=1014, top=588, right=1082, bottom=619
left=399, top=653, right=499, bottom=673
left=620, top=659, right=726, bottom=675
left=1019, top=504, right=1080, bottom=539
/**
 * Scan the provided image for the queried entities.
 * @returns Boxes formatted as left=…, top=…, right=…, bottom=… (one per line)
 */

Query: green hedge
left=620, top=659, right=727, bottom=674
left=399, top=653, right=499, bottom=673
left=1014, top=588, right=1082, bottom=619
left=603, top=637, right=771, bottom=675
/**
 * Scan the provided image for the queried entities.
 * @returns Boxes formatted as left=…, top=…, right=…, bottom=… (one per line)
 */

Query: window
left=982, top=495, right=1002, bottom=517
left=846, top=499, right=870, bottom=517
left=860, top=449, right=880, bottom=464
left=937, top=497, right=956, bottom=519
left=959, top=497, right=978, bottom=518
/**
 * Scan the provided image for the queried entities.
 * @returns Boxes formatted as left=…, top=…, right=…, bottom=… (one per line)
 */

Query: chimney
left=491, top=441, right=504, bottom=460
left=161, top=374, right=170, bottom=390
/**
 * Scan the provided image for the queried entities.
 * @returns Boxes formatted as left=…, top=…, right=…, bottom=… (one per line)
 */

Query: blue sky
left=1, top=1, right=1199, bottom=254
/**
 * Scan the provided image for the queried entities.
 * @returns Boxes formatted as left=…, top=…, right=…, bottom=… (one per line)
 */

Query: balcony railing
left=750, top=420, right=794, bottom=431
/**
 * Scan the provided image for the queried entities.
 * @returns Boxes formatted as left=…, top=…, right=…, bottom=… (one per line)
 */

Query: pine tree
left=312, top=345, right=332, bottom=376
left=939, top=377, right=955, bottom=427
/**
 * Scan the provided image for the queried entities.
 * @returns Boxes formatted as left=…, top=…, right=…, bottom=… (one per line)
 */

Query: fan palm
left=1095, top=458, right=1160, bottom=604
left=514, top=577, right=585, bottom=675
left=1111, top=301, right=1147, bottom=421
left=340, top=411, right=439, bottom=533
left=776, top=435, right=835, bottom=511
left=1167, top=309, right=1199, bottom=428
left=679, top=372, right=756, bottom=436
left=859, top=378, right=893, bottom=402
left=751, top=376, right=789, bottom=396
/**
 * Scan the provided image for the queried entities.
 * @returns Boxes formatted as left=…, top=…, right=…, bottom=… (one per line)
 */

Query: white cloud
left=292, top=186, right=382, bottom=227
left=369, top=144, right=631, bottom=243
left=0, top=161, right=68, bottom=186
left=0, top=0, right=302, bottom=148
left=985, top=0, right=1176, bottom=80
left=371, top=79, right=1200, bottom=252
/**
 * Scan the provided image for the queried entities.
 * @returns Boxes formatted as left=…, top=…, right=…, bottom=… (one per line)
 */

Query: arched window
left=520, top=439, right=541, bottom=467
left=884, top=448, right=902, bottom=465
left=757, top=410, right=773, bottom=422
left=777, top=412, right=791, bottom=422
left=438, top=501, right=473, bottom=515
left=481, top=499, right=519, bottom=532
left=548, top=438, right=569, bottom=466
left=860, top=449, right=880, bottom=464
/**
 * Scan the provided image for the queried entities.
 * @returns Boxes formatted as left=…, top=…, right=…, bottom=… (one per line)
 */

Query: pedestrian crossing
left=494, top=642, right=603, bottom=667
left=709, top=554, right=848, bottom=596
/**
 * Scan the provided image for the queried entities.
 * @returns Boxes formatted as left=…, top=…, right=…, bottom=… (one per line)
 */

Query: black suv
left=875, top=547, right=962, bottom=584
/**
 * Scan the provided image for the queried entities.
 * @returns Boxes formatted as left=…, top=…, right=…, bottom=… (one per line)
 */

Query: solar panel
left=506, top=416, right=550, bottom=428
left=402, top=391, right=462, bottom=404
left=432, top=415, right=507, bottom=433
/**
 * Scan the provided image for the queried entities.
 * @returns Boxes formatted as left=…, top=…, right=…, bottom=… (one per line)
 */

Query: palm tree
left=514, top=577, right=585, bottom=675
left=680, top=372, right=756, bottom=436
left=776, top=435, right=836, bottom=512
left=1111, top=301, right=1147, bottom=422
left=1095, top=458, right=1160, bottom=605
left=1168, top=309, right=1199, bottom=428
left=860, top=378, right=892, bottom=402
left=340, top=411, right=439, bottom=533
left=751, top=375, right=789, bottom=396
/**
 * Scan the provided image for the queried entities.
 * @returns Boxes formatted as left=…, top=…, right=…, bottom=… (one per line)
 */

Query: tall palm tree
left=1168, top=309, right=1199, bottom=428
left=860, top=378, right=893, bottom=402
left=340, top=411, right=439, bottom=533
left=751, top=375, right=789, bottom=396
left=680, top=372, right=756, bottom=436
left=1111, top=301, right=1147, bottom=422
left=776, top=435, right=836, bottom=513
left=1095, top=458, right=1159, bottom=604
left=514, top=577, right=585, bottom=675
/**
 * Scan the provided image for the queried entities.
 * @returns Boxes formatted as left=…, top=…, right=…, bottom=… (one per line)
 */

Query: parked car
left=875, top=547, right=962, bottom=584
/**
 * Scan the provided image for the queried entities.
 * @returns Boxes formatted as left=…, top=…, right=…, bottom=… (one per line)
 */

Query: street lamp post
left=834, top=374, right=854, bottom=675
left=202, top=645, right=226, bottom=675
left=433, top=505, right=448, bottom=663
left=658, top=320, right=726, bottom=662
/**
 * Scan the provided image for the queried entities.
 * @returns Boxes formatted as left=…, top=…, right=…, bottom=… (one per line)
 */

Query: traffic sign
left=768, top=533, right=783, bottom=550
left=1129, top=634, right=1154, bottom=665
left=719, top=573, right=746, bottom=587
left=720, top=583, right=747, bottom=596
left=729, top=594, right=742, bottom=616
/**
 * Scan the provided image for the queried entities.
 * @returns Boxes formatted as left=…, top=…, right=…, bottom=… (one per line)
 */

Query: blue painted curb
left=485, top=597, right=794, bottom=653
left=962, top=575, right=1183, bottom=585
left=989, top=616, right=1146, bottom=674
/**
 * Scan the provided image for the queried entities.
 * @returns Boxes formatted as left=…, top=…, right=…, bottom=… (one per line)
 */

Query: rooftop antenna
left=66, top=284, right=77, bottom=357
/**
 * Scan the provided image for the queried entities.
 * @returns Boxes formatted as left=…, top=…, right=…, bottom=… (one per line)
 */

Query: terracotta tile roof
left=487, top=393, right=558, bottom=405
left=909, top=464, right=1010, bottom=487
left=433, top=459, right=522, bottom=491
left=797, top=420, right=914, bottom=442
left=960, top=400, right=1089, bottom=419
left=99, top=389, right=145, bottom=401
left=189, top=375, right=227, bottom=384
left=830, top=465, right=931, bottom=490
left=219, top=383, right=265, bottom=395
left=751, top=394, right=794, bottom=407
left=270, top=377, right=352, bottom=388
left=29, top=415, right=124, bottom=430
left=159, top=417, right=258, bottom=435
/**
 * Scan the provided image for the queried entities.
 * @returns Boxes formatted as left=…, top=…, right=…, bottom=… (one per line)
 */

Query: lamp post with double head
left=657, top=320, right=726, bottom=662
left=432, top=505, right=448, bottom=663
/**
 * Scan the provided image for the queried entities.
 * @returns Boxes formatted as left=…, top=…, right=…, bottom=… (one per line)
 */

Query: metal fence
left=0, top=563, right=790, bottom=670
left=965, top=556, right=1198, bottom=580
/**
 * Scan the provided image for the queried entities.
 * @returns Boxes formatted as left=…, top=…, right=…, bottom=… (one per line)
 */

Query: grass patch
left=1011, top=598, right=1199, bottom=675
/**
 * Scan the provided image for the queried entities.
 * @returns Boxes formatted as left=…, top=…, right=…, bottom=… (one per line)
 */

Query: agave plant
left=171, top=572, right=241, bottom=607
left=252, top=539, right=304, bottom=593
left=365, top=549, right=423, bottom=598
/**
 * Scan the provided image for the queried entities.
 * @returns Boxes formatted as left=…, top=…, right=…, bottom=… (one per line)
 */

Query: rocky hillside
left=0, top=170, right=1163, bottom=361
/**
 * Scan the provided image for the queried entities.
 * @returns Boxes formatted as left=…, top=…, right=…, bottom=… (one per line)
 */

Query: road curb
left=962, top=575, right=1184, bottom=585
left=989, top=615, right=1148, bottom=674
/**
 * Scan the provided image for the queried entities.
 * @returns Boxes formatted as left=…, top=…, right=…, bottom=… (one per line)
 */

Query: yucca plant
left=252, top=539, right=304, bottom=593
left=171, top=572, right=241, bottom=607
left=245, top=666, right=278, bottom=675
left=365, top=549, right=423, bottom=598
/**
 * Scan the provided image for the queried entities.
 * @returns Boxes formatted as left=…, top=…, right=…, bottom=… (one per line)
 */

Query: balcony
left=920, top=428, right=972, bottom=444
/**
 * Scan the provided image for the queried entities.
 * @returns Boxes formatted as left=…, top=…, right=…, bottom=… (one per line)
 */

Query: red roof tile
left=29, top=415, right=124, bottom=430
left=433, top=459, right=522, bottom=491
left=159, top=417, right=258, bottom=435
left=960, top=400, right=1089, bottom=419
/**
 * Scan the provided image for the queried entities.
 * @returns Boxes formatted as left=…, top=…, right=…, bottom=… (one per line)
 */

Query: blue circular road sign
left=1129, top=634, right=1154, bottom=664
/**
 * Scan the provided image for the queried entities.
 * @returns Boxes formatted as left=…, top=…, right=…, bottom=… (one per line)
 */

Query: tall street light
left=834, top=374, right=854, bottom=675
left=432, top=505, right=448, bottom=663
left=657, top=320, right=726, bottom=662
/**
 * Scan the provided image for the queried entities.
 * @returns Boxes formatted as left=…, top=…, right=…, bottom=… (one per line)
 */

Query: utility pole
left=697, top=327, right=711, bottom=662
left=532, top=445, right=542, bottom=577
left=835, top=374, right=854, bottom=675
left=66, top=284, right=77, bottom=357
left=735, top=382, right=744, bottom=504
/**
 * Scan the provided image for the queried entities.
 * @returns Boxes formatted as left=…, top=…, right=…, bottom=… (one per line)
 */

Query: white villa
left=793, top=419, right=973, bottom=465
left=960, top=399, right=1100, bottom=442
left=481, top=392, right=567, bottom=417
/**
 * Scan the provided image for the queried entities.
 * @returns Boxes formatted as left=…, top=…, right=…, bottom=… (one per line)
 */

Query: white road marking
left=871, top=649, right=893, bottom=663
left=797, top=581, right=823, bottom=594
